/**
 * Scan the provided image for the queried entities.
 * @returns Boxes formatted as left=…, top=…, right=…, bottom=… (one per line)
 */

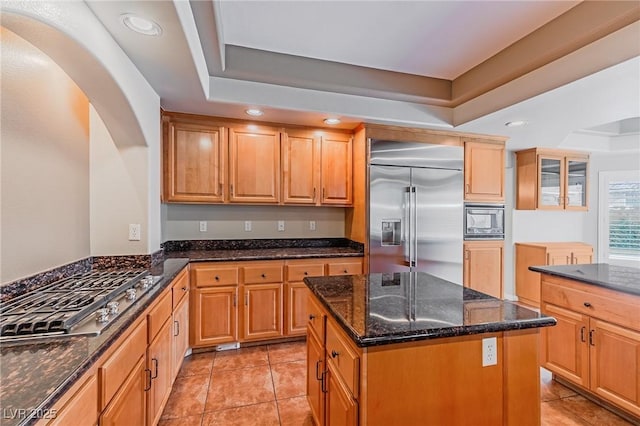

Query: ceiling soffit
left=193, top=1, right=640, bottom=110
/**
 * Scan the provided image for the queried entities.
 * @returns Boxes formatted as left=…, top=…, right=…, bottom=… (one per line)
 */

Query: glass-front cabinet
left=515, top=148, right=589, bottom=210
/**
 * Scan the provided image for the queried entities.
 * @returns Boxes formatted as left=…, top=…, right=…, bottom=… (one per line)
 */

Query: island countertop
left=529, top=263, right=640, bottom=297
left=304, top=271, right=556, bottom=347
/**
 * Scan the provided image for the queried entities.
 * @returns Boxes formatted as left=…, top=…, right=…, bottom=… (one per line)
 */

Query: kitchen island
left=304, top=272, right=555, bottom=426
left=530, top=263, right=640, bottom=422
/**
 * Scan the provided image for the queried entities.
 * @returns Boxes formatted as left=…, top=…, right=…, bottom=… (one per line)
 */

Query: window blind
left=608, top=180, right=640, bottom=256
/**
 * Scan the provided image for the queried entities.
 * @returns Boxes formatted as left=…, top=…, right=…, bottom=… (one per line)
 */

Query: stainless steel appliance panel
left=369, top=139, right=463, bottom=170
left=412, top=167, right=463, bottom=284
left=369, top=165, right=412, bottom=273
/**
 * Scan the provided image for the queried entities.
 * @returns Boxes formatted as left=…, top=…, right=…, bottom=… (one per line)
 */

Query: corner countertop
left=0, top=258, right=189, bottom=426
left=529, top=263, right=640, bottom=297
left=304, top=272, right=556, bottom=348
left=163, top=238, right=364, bottom=262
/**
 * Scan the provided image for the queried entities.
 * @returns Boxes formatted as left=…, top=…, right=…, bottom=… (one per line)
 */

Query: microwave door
left=369, top=165, right=412, bottom=273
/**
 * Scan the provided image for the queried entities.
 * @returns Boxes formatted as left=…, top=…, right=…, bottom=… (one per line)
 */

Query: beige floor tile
left=203, top=401, right=280, bottom=426
left=268, top=341, right=307, bottom=364
left=206, top=365, right=275, bottom=411
left=213, top=345, right=269, bottom=371
left=277, top=396, right=314, bottom=426
left=271, top=360, right=307, bottom=400
left=559, top=396, right=633, bottom=426
left=161, top=374, right=210, bottom=420
left=540, top=368, right=578, bottom=402
left=158, top=414, right=203, bottom=426
left=179, top=351, right=216, bottom=377
left=541, top=400, right=591, bottom=426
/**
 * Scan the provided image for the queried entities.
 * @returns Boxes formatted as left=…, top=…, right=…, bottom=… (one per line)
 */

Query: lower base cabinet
left=306, top=329, right=325, bottom=426
left=147, top=318, right=174, bottom=426
left=325, top=361, right=358, bottom=426
left=243, top=283, right=283, bottom=341
left=100, top=356, right=147, bottom=426
left=48, top=374, right=98, bottom=426
left=192, top=286, right=238, bottom=346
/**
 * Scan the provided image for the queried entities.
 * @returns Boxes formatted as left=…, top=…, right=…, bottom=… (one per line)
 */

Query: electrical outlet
left=309, top=221, right=316, bottom=231
left=278, top=220, right=285, bottom=232
left=199, top=221, right=207, bottom=232
left=482, top=337, right=497, bottom=367
left=244, top=221, right=252, bottom=232
left=128, top=224, right=141, bottom=241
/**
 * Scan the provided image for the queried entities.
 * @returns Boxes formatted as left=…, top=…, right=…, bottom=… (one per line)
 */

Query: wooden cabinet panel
left=326, top=260, right=362, bottom=276
left=464, top=140, right=505, bottom=202
left=172, top=294, right=190, bottom=381
left=307, top=329, right=325, bottom=426
left=48, top=374, right=98, bottom=426
left=286, top=282, right=310, bottom=336
left=229, top=126, right=281, bottom=203
left=147, top=318, right=173, bottom=426
left=320, top=135, right=352, bottom=205
left=243, top=263, right=284, bottom=284
left=192, top=287, right=238, bottom=347
left=463, top=241, right=503, bottom=299
left=325, top=320, right=360, bottom=397
left=100, top=356, right=147, bottom=426
left=325, top=363, right=358, bottom=426
left=540, top=303, right=590, bottom=387
left=99, top=319, right=147, bottom=409
left=308, top=291, right=327, bottom=343
left=193, top=265, right=239, bottom=287
left=164, top=121, right=225, bottom=203
left=171, top=268, right=189, bottom=309
left=242, top=283, right=283, bottom=341
left=148, top=289, right=172, bottom=343
left=515, top=148, right=589, bottom=210
left=590, top=319, right=640, bottom=416
left=282, top=131, right=319, bottom=204
left=287, top=262, right=325, bottom=282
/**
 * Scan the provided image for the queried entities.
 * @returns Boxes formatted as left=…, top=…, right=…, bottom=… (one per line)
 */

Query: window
left=598, top=170, right=640, bottom=266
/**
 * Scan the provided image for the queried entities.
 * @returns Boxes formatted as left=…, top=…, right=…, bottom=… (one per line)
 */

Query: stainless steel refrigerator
left=368, top=139, right=463, bottom=284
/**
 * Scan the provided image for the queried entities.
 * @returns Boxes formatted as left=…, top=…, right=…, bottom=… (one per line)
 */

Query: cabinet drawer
left=99, top=318, right=147, bottom=409
left=148, top=288, right=172, bottom=343
left=171, top=268, right=190, bottom=309
left=193, top=266, right=239, bottom=287
left=327, top=261, right=362, bottom=276
left=542, top=279, right=640, bottom=331
left=287, top=263, right=325, bottom=282
left=243, top=264, right=283, bottom=284
left=308, top=295, right=326, bottom=342
left=326, top=319, right=360, bottom=397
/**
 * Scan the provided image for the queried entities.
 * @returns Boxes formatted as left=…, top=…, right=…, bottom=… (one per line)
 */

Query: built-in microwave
left=464, top=204, right=505, bottom=240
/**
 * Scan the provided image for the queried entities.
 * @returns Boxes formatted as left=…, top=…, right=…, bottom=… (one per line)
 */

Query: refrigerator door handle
left=404, top=187, right=412, bottom=266
left=411, top=186, right=417, bottom=268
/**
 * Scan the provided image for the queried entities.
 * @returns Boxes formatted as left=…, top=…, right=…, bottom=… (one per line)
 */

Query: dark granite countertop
left=304, top=272, right=556, bottom=348
left=0, top=258, right=189, bottom=426
left=529, top=263, right=640, bottom=297
left=163, top=238, right=364, bottom=262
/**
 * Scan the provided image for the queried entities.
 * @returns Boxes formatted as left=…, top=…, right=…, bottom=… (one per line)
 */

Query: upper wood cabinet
left=515, top=148, right=589, bottom=210
left=463, top=140, right=505, bottom=202
left=163, top=121, right=226, bottom=203
left=282, top=130, right=353, bottom=206
left=229, top=125, right=281, bottom=204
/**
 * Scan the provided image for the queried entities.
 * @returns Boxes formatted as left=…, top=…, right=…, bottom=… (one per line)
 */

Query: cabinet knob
left=304, top=271, right=308, bottom=276
left=181, top=286, right=187, bottom=291
left=309, top=314, right=316, bottom=320
left=583, top=302, right=592, bottom=308
left=343, top=270, right=348, bottom=274
left=261, top=273, right=266, bottom=278
left=331, top=350, right=339, bottom=358
left=214, top=276, right=220, bottom=281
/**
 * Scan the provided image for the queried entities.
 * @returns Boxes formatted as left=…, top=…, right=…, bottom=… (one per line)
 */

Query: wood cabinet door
left=547, top=249, right=571, bottom=265
left=307, top=329, right=325, bottom=426
left=463, top=241, right=504, bottom=299
left=242, top=283, right=283, bottom=341
left=537, top=154, right=566, bottom=210
left=147, top=318, right=173, bottom=426
left=325, top=362, right=358, bottom=426
left=229, top=126, right=281, bottom=203
left=564, top=157, right=588, bottom=211
left=100, top=356, right=146, bottom=426
left=571, top=249, right=593, bottom=265
left=286, top=282, right=310, bottom=336
left=540, top=303, right=590, bottom=387
left=320, top=134, right=352, bottom=205
left=164, top=122, right=225, bottom=203
left=192, top=287, right=238, bottom=346
left=282, top=131, right=319, bottom=204
left=464, top=141, right=505, bottom=202
left=48, top=374, right=98, bottom=426
left=172, top=294, right=190, bottom=380
left=589, top=319, right=640, bottom=416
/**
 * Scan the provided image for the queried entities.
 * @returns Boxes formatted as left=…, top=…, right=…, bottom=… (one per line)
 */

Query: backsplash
left=162, top=238, right=363, bottom=252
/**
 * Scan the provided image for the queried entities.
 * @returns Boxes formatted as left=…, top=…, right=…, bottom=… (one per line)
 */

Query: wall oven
left=464, top=204, right=505, bottom=240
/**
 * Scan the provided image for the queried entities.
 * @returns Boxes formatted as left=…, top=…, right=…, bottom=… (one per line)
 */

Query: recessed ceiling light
left=324, top=118, right=341, bottom=125
left=505, top=120, right=527, bottom=127
left=245, top=108, right=264, bottom=117
left=120, top=13, right=162, bottom=36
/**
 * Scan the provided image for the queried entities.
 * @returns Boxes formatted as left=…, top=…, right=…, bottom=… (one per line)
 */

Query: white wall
left=1, top=27, right=90, bottom=283
left=163, top=204, right=346, bottom=241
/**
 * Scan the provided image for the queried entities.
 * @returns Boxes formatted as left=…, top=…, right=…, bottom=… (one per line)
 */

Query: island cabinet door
left=325, top=361, right=358, bottom=426
left=541, top=303, right=590, bottom=387
left=307, top=330, right=325, bottom=426
left=589, top=319, right=640, bottom=416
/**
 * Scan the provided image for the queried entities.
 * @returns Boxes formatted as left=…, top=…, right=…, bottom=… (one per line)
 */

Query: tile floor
left=161, top=341, right=635, bottom=426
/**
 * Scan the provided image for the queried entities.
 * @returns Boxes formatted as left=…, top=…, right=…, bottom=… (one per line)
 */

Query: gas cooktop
left=0, top=269, right=162, bottom=342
